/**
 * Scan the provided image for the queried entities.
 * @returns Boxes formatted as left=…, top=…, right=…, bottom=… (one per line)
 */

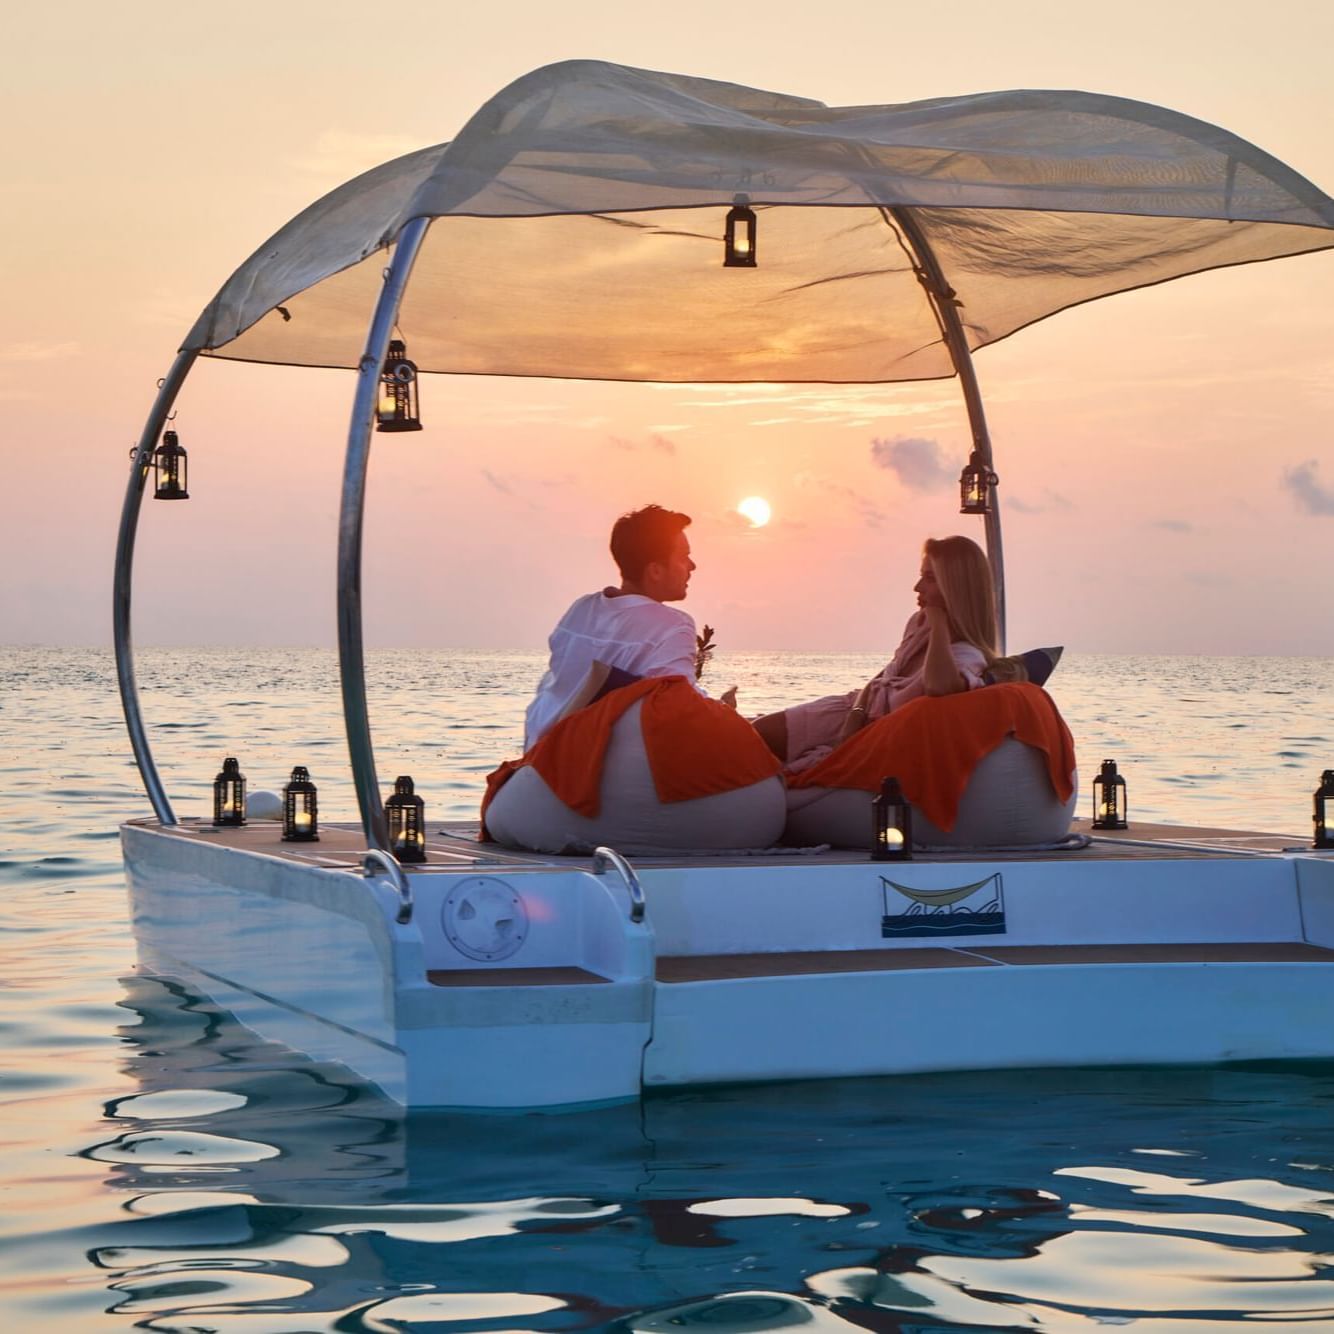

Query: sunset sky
left=4, top=0, right=1332, bottom=655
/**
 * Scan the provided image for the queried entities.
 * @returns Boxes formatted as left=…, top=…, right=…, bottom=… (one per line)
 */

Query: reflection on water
left=4, top=648, right=1334, bottom=1330
left=45, top=975, right=1334, bottom=1329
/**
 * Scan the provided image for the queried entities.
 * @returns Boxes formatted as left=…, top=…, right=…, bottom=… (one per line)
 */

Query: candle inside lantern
left=385, top=775, right=427, bottom=862
left=1091, top=758, right=1128, bottom=829
left=1314, top=770, right=1334, bottom=849
left=723, top=198, right=757, bottom=267
left=213, top=756, right=247, bottom=826
left=293, top=811, right=312, bottom=831
left=871, top=776, right=912, bottom=860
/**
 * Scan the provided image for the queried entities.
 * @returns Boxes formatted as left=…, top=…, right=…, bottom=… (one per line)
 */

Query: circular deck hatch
left=441, top=877, right=529, bottom=961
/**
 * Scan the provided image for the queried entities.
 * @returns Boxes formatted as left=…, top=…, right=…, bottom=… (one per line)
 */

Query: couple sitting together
left=524, top=503, right=1020, bottom=767
left=484, top=503, right=1075, bottom=854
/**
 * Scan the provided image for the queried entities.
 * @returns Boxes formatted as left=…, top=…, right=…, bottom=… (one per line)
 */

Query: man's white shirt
left=524, top=590, right=702, bottom=749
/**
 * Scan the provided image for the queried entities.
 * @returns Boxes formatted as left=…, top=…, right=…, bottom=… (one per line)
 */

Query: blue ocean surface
left=3, top=646, right=1334, bottom=1330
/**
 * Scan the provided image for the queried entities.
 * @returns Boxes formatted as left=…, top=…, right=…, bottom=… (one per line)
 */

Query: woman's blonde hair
left=923, top=535, right=1016, bottom=674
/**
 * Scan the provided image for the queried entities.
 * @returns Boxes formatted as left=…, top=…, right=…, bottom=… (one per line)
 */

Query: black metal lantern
left=376, top=339, right=423, bottom=432
left=213, top=756, right=246, bottom=827
left=282, top=765, right=319, bottom=842
left=153, top=429, right=189, bottom=500
left=385, top=775, right=427, bottom=863
left=959, top=447, right=998, bottom=515
left=723, top=195, right=757, bottom=268
left=1314, top=770, right=1334, bottom=849
left=872, top=776, right=913, bottom=860
left=1091, top=758, right=1128, bottom=829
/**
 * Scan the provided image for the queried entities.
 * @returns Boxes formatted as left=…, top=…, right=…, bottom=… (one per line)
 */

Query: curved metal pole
left=889, top=209, right=1007, bottom=651
left=113, top=348, right=200, bottom=824
left=339, top=216, right=431, bottom=850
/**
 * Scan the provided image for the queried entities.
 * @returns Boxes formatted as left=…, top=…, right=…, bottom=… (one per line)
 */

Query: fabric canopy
left=184, top=60, right=1334, bottom=383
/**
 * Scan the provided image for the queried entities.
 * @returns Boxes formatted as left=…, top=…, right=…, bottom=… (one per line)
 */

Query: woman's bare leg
left=751, top=710, right=788, bottom=761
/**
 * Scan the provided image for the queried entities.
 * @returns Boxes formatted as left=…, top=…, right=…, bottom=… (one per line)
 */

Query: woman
left=753, top=535, right=1021, bottom=769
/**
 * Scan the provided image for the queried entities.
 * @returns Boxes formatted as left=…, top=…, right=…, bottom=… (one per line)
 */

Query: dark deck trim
left=427, top=966, right=611, bottom=987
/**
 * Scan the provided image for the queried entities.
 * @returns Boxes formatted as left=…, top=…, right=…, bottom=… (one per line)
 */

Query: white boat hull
left=122, top=822, right=1334, bottom=1108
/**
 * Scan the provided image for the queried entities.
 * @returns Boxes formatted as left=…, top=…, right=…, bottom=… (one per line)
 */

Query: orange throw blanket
left=481, top=676, right=781, bottom=838
left=788, top=682, right=1076, bottom=832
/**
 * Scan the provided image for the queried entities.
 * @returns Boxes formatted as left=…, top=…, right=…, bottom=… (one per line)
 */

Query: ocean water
left=3, top=645, right=1334, bottom=1331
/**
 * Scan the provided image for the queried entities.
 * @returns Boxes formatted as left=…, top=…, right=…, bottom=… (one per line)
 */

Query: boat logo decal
left=442, top=877, right=529, bottom=961
left=880, top=872, right=1006, bottom=937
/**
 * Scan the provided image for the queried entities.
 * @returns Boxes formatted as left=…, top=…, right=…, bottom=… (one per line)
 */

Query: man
left=524, top=505, right=732, bottom=749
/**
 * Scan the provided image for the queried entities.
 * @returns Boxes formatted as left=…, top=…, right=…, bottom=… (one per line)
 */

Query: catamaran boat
left=117, top=61, right=1334, bottom=1108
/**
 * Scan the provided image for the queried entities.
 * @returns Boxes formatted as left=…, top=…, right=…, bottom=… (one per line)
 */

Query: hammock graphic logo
left=880, top=873, right=1005, bottom=938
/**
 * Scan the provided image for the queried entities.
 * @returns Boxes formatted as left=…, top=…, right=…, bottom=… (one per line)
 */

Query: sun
left=737, top=495, right=772, bottom=528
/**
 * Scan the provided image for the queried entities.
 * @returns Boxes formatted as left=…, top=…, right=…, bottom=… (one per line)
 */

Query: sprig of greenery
left=694, top=624, right=716, bottom=681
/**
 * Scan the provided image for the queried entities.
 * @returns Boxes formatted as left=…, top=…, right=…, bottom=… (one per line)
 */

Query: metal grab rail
left=362, top=847, right=414, bottom=924
left=592, top=845, right=645, bottom=923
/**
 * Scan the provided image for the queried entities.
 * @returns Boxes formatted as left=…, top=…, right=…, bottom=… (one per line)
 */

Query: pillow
left=588, top=664, right=642, bottom=705
left=985, top=645, right=1062, bottom=688
left=551, top=660, right=643, bottom=726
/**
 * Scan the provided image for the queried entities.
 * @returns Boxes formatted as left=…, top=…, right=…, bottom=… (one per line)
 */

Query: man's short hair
left=610, top=505, right=691, bottom=582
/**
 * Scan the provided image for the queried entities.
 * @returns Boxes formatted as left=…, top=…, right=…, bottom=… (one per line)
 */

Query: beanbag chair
left=784, top=683, right=1077, bottom=850
left=484, top=677, right=785, bottom=855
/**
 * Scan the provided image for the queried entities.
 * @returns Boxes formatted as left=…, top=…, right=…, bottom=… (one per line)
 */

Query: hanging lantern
left=282, top=765, right=319, bottom=842
left=213, top=756, right=246, bottom=827
left=385, top=775, right=427, bottom=863
left=1091, top=758, right=1128, bottom=830
left=153, top=429, right=189, bottom=500
left=1314, top=770, right=1334, bottom=849
left=723, top=195, right=757, bottom=268
left=871, top=776, right=913, bottom=860
left=376, top=339, right=423, bottom=432
left=959, top=448, right=998, bottom=515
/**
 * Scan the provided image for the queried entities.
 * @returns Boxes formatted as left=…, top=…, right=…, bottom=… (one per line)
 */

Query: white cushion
left=784, top=737, right=1076, bottom=849
left=487, top=700, right=786, bottom=854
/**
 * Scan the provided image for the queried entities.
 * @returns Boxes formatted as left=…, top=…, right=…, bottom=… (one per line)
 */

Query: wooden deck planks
left=655, top=941, right=1334, bottom=982
left=427, top=943, right=1334, bottom=987
left=657, top=948, right=997, bottom=982
left=968, top=942, right=1334, bottom=965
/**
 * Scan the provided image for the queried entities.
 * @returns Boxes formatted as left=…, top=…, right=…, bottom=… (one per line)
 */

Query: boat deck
left=138, top=815, right=1315, bottom=869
